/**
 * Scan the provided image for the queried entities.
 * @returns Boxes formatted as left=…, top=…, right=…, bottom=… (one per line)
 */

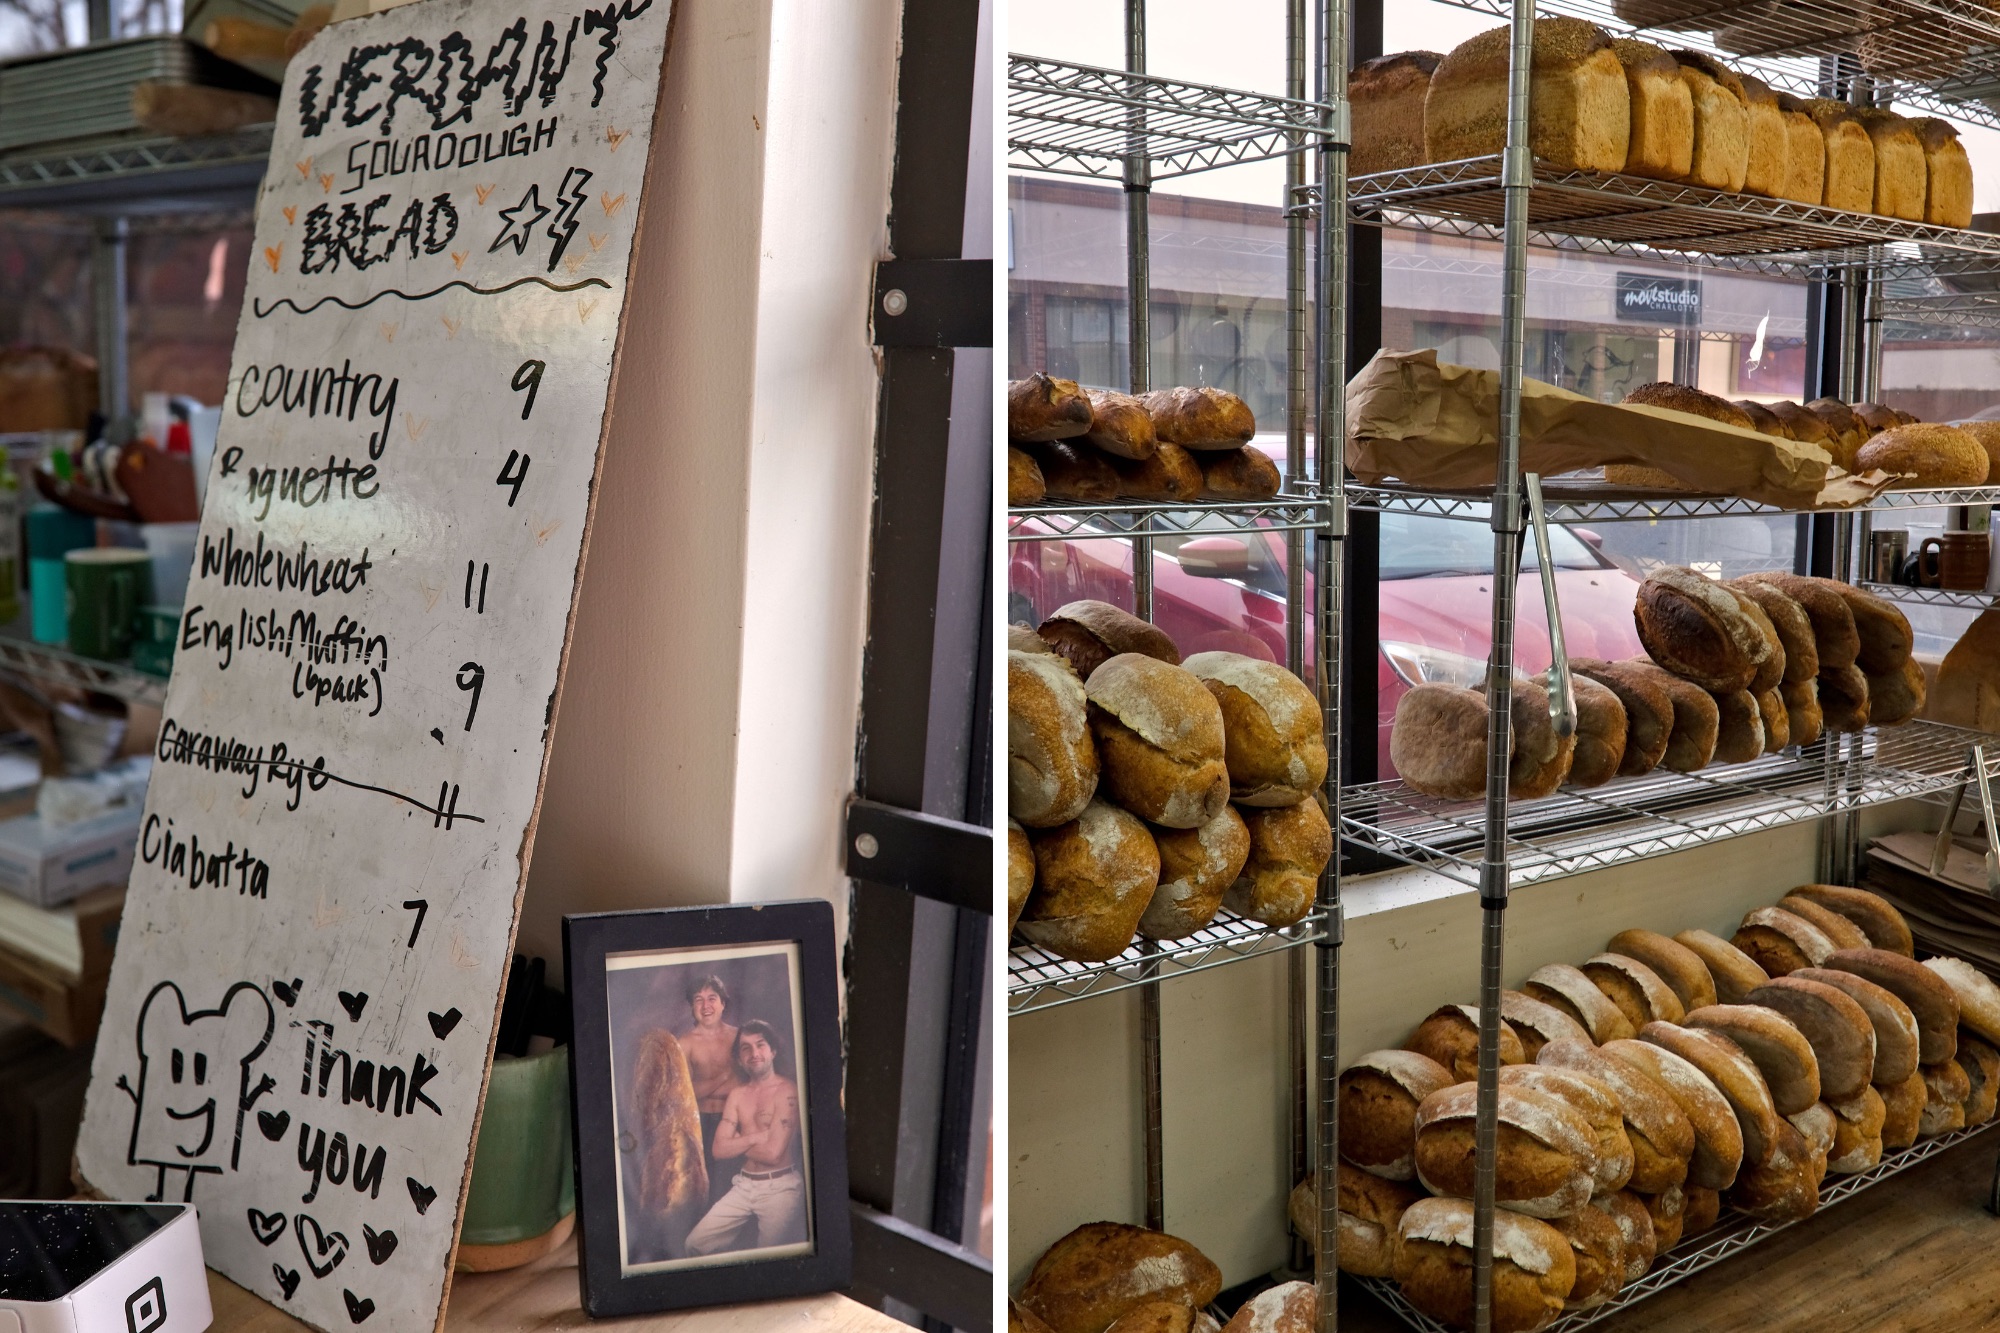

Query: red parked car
left=1009, top=483, right=1647, bottom=778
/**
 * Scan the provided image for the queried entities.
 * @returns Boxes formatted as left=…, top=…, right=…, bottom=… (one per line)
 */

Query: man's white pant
left=684, top=1169, right=808, bottom=1255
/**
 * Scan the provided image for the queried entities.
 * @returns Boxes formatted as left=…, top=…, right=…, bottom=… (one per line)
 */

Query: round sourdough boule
left=1781, top=677, right=1823, bottom=748
left=1625, top=658, right=1720, bottom=772
left=1590, top=1190, right=1656, bottom=1284
left=1010, top=623, right=1059, bottom=656
left=1635, top=1183, right=1684, bottom=1251
left=1500, top=1064, right=1637, bottom=1194
left=1020, top=802, right=1160, bottom=962
left=1731, top=906, right=1836, bottom=977
left=1880, top=1067, right=1926, bottom=1150
left=1824, top=948, right=1961, bottom=1063
left=1634, top=566, right=1771, bottom=693
left=1727, top=1118, right=1820, bottom=1222
left=1009, top=649, right=1099, bottom=828
left=1920, top=1058, right=1972, bottom=1138
left=1788, top=884, right=1914, bottom=956
left=1582, top=953, right=1688, bottom=1029
left=1039, top=600, right=1182, bottom=681
left=1139, top=805, right=1249, bottom=941
left=1403, top=1004, right=1526, bottom=1082
left=1776, top=894, right=1871, bottom=952
left=1182, top=652, right=1327, bottom=807
left=1708, top=688, right=1766, bottom=764
left=1080, top=388, right=1159, bottom=460
left=1608, top=930, right=1718, bottom=1013
left=1856, top=422, right=1991, bottom=489
left=1535, top=1038, right=1694, bottom=1194
left=1601, top=1037, right=1745, bottom=1191
left=1684, top=1004, right=1822, bottom=1114
left=1793, top=966, right=1921, bottom=1085
left=1682, top=1185, right=1721, bottom=1236
left=1414, top=1081, right=1600, bottom=1217
left=1525, top=963, right=1637, bottom=1044
left=1338, top=1048, right=1457, bottom=1181
left=1390, top=683, right=1490, bottom=799
left=1009, top=444, right=1047, bottom=505
left=1958, top=1034, right=2000, bottom=1127
left=1552, top=1204, right=1627, bottom=1310
left=1007, top=819, right=1035, bottom=934
left=1745, top=976, right=1877, bottom=1098
left=1830, top=582, right=1915, bottom=676
left=1571, top=657, right=1674, bottom=776
left=1728, top=577, right=1820, bottom=684
left=1674, top=929, right=1772, bottom=1003
left=1639, top=1020, right=1784, bottom=1166
left=1501, top=989, right=1594, bottom=1060
left=1818, top=663, right=1871, bottom=734
left=1552, top=672, right=1627, bottom=788
left=1009, top=373, right=1094, bottom=441
left=1825, top=1085, right=1887, bottom=1173
left=1225, top=798, right=1331, bottom=927
left=1019, top=1222, right=1223, bottom=1333
left=1394, top=1197, right=1575, bottom=1333
left=1740, top=572, right=1860, bottom=671
left=1086, top=655, right=1229, bottom=829
left=1788, top=1101, right=1836, bottom=1179
left=1218, top=1282, right=1314, bottom=1333
left=1499, top=677, right=1575, bottom=799
left=1922, top=957, right=2000, bottom=1048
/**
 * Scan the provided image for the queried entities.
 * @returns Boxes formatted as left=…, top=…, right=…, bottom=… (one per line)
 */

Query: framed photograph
left=565, top=900, right=851, bottom=1315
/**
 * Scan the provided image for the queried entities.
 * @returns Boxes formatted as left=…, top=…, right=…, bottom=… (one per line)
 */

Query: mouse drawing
left=116, top=980, right=276, bottom=1201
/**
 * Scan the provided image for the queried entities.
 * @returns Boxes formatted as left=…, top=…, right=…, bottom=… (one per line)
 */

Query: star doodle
left=489, top=183, right=550, bottom=257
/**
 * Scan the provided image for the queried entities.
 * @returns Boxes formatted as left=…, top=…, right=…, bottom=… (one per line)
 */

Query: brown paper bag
left=1345, top=348, right=1892, bottom=510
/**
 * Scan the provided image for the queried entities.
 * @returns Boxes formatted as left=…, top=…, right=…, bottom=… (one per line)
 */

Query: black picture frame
left=564, top=900, right=851, bottom=1316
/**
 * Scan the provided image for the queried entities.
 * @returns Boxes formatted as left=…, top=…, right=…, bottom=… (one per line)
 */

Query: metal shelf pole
left=1285, top=0, right=1312, bottom=1275
left=92, top=216, right=129, bottom=426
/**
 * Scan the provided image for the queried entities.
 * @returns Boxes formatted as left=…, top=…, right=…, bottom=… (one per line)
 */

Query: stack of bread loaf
left=1348, top=20, right=1974, bottom=229
left=1603, top=381, right=1999, bottom=491
left=1011, top=1222, right=1316, bottom=1333
left=1294, top=884, right=2000, bottom=1332
left=1390, top=566, right=1924, bottom=800
left=1007, top=600, right=1333, bottom=962
left=1008, top=374, right=1278, bottom=507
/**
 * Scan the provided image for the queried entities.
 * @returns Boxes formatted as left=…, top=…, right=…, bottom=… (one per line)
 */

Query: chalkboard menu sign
left=75, top=1, right=674, bottom=1328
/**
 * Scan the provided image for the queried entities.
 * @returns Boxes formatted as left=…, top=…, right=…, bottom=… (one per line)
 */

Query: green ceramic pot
left=461, top=1046, right=575, bottom=1246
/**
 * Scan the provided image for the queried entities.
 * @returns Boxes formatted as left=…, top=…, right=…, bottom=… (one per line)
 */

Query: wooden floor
left=1339, top=1132, right=2000, bottom=1333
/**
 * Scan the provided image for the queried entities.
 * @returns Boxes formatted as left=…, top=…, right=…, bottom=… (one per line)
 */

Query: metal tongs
left=1931, top=742, right=2000, bottom=898
left=1525, top=473, right=1576, bottom=741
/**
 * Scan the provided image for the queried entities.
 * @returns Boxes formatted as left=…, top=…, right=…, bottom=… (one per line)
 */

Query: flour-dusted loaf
left=1738, top=73, right=1789, bottom=197
left=1709, top=688, right=1766, bottom=765
left=1601, top=1036, right=1744, bottom=1191
left=1198, top=447, right=1281, bottom=501
left=1805, top=99, right=1876, bottom=213
left=1685, top=1003, right=1822, bottom=1114
left=1139, top=805, right=1249, bottom=941
left=1609, top=929, right=1718, bottom=1013
left=1009, top=648, right=1099, bottom=828
left=1020, top=801, right=1159, bottom=962
left=1219, top=1282, right=1315, bottom=1333
left=1350, top=51, right=1442, bottom=176
left=1920, top=1057, right=1972, bottom=1138
left=1829, top=581, right=1913, bottom=675
left=1923, top=957, right=2000, bottom=1048
left=1526, top=962, right=1637, bottom=1043
left=1536, top=1038, right=1695, bottom=1194
left=1555, top=672, right=1628, bottom=787
left=1674, top=928, right=1771, bottom=1004
left=1039, top=599, right=1182, bottom=681
left=1582, top=953, right=1688, bottom=1030
left=1880, top=1067, right=1927, bottom=1150
left=1394, top=1197, right=1575, bottom=1333
left=1727, top=1117, right=1819, bottom=1222
left=1225, top=798, right=1332, bottom=927
left=1635, top=1182, right=1685, bottom=1250
left=1855, top=108, right=1927, bottom=221
left=1086, top=654, right=1230, bottom=828
left=1290, top=1166, right=1421, bottom=1275
left=1683, top=1184, right=1721, bottom=1235
left=1590, top=1190, right=1655, bottom=1284
left=1339, top=1048, right=1458, bottom=1180
left=1552, top=1204, right=1627, bottom=1310
left=1502, top=989, right=1595, bottom=1059
left=1012, top=1300, right=1057, bottom=1333
left=1639, top=1020, right=1784, bottom=1165
left=1390, top=683, right=1489, bottom=798
left=1775, top=895, right=1871, bottom=953
left=1732, top=587, right=1787, bottom=694
left=1414, top=1081, right=1601, bottom=1217
left=1020, top=1223, right=1224, bottom=1333
left=1856, top=422, right=1991, bottom=488
left=1009, top=445, right=1046, bottom=505
left=1727, top=578, right=1820, bottom=687
left=1732, top=905, right=1836, bottom=977
left=1104, top=1302, right=1195, bottom=1333
left=1500, top=1063, right=1638, bottom=1195
left=1793, top=965, right=1921, bottom=1085
left=1746, top=975, right=1877, bottom=1097
left=1140, top=386, right=1255, bottom=450
left=1008, top=820, right=1035, bottom=933
left=1405, top=1003, right=1526, bottom=1081
left=1183, top=652, right=1327, bottom=807
left=1010, top=373, right=1094, bottom=441
left=1572, top=658, right=1675, bottom=776
left=1111, top=443, right=1203, bottom=503
left=1669, top=50, right=1750, bottom=192
left=1424, top=18, right=1630, bottom=173
left=1742, top=573, right=1859, bottom=672
left=1634, top=566, right=1771, bottom=694
left=1787, top=885, right=1914, bottom=956
left=1081, top=389, right=1159, bottom=460
left=1611, top=38, right=1693, bottom=180
left=1930, top=608, right=2000, bottom=733
left=1772, top=93, right=1825, bottom=205
left=1959, top=1034, right=2000, bottom=1127
left=1824, top=947, right=1961, bottom=1064
left=1825, top=1084, right=1887, bottom=1173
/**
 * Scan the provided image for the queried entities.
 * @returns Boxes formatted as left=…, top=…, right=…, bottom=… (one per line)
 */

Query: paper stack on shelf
left=0, top=36, right=276, bottom=155
left=1865, top=829, right=2000, bottom=974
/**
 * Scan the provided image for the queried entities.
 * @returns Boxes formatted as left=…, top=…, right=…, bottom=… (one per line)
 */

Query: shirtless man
left=677, top=975, right=742, bottom=1207
left=683, top=1020, right=808, bottom=1255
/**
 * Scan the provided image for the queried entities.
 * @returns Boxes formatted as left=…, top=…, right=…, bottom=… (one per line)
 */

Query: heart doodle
left=428, top=1008, right=461, bottom=1040
left=362, top=1224, right=397, bottom=1265
left=257, top=1110, right=290, bottom=1141
left=247, top=1209, right=286, bottom=1246
left=344, top=1289, right=376, bottom=1323
left=273, top=1265, right=301, bottom=1301
left=294, top=1213, right=349, bottom=1279
left=273, top=979, right=301, bottom=1007
left=406, top=1177, right=436, bottom=1215
left=338, top=991, right=369, bottom=1022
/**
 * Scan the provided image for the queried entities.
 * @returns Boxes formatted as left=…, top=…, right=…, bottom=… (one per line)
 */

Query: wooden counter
left=207, top=1235, right=909, bottom=1332
left=1339, top=1130, right=2000, bottom=1332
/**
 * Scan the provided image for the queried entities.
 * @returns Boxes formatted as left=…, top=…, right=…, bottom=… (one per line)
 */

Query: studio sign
left=1616, top=272, right=1702, bottom=326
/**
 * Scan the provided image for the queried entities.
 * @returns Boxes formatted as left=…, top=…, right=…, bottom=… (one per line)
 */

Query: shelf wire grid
left=1008, top=56, right=1336, bottom=181
left=1347, top=479, right=2000, bottom=524
left=1342, top=721, right=2000, bottom=890
left=1858, top=580, right=2000, bottom=610
left=1353, top=1119, right=2000, bottom=1333
left=1008, top=494, right=1333, bottom=542
left=0, top=124, right=273, bottom=197
left=1009, top=908, right=1325, bottom=1015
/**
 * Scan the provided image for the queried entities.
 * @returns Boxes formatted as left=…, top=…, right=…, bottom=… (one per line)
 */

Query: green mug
left=65, top=549, right=153, bottom=661
left=460, top=1046, right=575, bottom=1261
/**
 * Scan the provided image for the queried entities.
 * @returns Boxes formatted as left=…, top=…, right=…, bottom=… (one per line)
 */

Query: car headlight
left=1380, top=640, right=1500, bottom=690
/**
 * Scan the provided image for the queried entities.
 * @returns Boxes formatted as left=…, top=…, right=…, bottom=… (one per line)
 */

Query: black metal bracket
left=844, top=796, right=993, bottom=915
left=850, top=1202, right=994, bottom=1333
left=873, top=259, right=993, bottom=348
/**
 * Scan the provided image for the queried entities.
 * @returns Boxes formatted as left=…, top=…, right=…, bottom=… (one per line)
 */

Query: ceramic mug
left=1919, top=532, right=1990, bottom=592
left=457, top=1045, right=575, bottom=1269
left=65, top=548, right=152, bottom=660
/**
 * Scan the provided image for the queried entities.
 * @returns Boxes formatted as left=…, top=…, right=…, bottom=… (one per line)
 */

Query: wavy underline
left=253, top=274, right=613, bottom=318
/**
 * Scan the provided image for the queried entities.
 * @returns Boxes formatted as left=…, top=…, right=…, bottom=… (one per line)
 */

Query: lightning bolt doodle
left=546, top=167, right=593, bottom=272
